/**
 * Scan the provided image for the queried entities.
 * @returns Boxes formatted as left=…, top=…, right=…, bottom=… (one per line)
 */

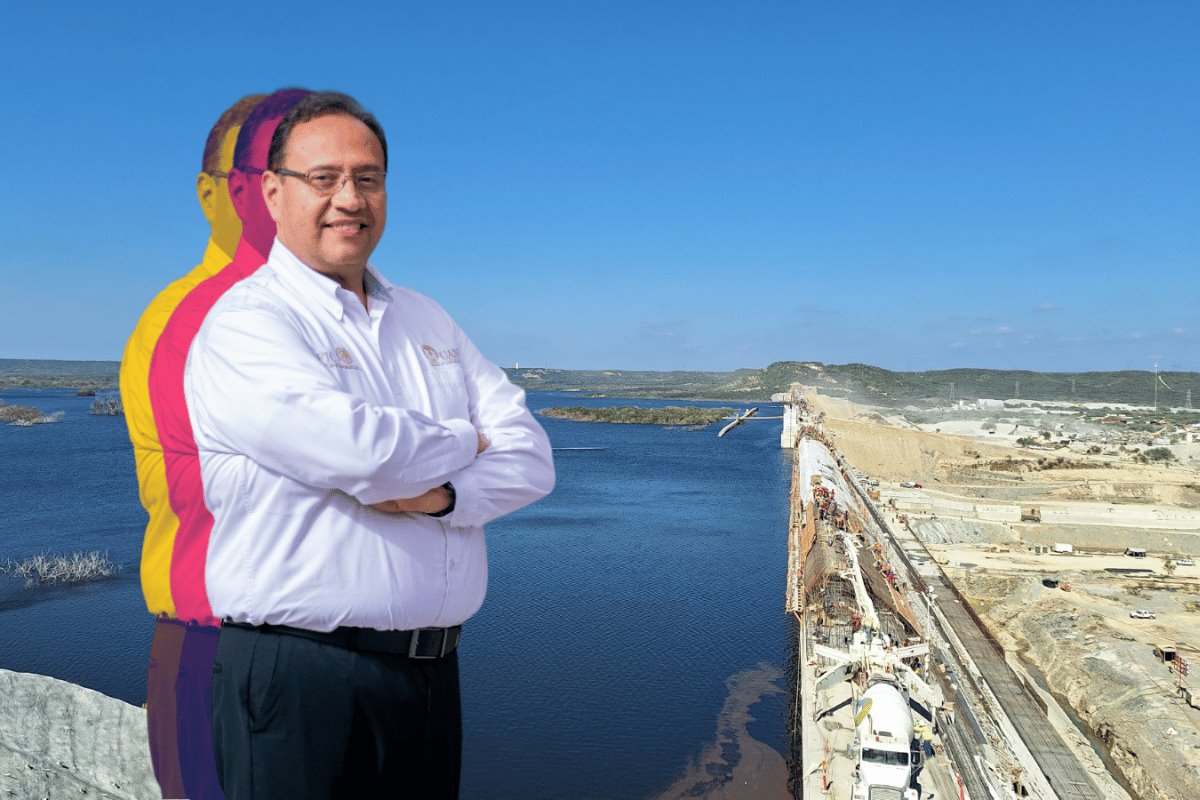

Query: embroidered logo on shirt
left=317, top=347, right=363, bottom=370
left=421, top=345, right=461, bottom=367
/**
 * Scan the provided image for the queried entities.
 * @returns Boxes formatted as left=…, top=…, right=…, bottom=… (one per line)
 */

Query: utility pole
left=1188, top=389, right=1193, bottom=410
left=949, top=382, right=955, bottom=406
left=1071, top=377, right=1076, bottom=397
left=1015, top=379, right=1020, bottom=400
left=1154, top=362, right=1158, bottom=412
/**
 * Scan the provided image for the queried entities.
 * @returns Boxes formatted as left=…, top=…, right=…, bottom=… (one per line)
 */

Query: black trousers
left=211, top=625, right=462, bottom=799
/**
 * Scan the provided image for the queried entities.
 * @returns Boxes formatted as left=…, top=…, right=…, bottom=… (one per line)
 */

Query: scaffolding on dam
left=783, top=389, right=948, bottom=800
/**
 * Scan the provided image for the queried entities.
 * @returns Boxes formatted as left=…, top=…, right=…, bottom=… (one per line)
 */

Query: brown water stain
left=655, top=663, right=790, bottom=800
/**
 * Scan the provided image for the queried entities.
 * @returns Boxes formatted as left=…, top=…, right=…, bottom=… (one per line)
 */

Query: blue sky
left=2, top=1, right=1196, bottom=372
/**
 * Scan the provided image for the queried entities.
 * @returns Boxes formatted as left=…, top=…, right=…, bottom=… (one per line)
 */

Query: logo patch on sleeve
left=421, top=345, right=461, bottom=366
left=317, top=346, right=363, bottom=370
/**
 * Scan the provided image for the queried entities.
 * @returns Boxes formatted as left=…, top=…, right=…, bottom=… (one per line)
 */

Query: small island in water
left=538, top=405, right=734, bottom=425
left=0, top=402, right=64, bottom=426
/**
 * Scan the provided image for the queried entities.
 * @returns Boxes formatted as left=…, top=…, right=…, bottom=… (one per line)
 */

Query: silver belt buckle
left=409, top=627, right=442, bottom=659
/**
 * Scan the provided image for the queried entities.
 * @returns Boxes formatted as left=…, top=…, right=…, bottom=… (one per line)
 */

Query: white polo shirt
left=184, top=239, right=554, bottom=632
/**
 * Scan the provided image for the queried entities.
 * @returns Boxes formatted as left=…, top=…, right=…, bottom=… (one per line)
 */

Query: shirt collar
left=364, top=267, right=394, bottom=302
left=267, top=238, right=392, bottom=319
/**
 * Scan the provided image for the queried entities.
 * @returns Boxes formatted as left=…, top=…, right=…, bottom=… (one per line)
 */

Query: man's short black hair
left=233, top=87, right=313, bottom=172
left=268, top=91, right=388, bottom=172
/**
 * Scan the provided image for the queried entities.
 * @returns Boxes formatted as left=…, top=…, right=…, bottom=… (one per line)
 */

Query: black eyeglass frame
left=271, top=167, right=387, bottom=196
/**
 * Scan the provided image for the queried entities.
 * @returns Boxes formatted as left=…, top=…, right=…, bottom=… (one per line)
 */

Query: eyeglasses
left=273, top=168, right=386, bottom=197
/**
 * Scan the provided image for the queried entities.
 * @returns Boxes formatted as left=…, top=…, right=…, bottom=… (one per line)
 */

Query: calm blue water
left=0, top=389, right=791, bottom=799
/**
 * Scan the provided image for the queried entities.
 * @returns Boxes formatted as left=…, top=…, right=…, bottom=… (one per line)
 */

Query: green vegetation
left=1140, top=447, right=1176, bottom=463
left=507, top=367, right=748, bottom=399
left=0, top=402, right=44, bottom=423
left=506, top=362, right=1200, bottom=406
left=3, top=358, right=1198, bottom=408
left=90, top=396, right=124, bottom=416
left=538, top=405, right=734, bottom=425
left=983, top=455, right=1112, bottom=473
left=1, top=551, right=120, bottom=587
left=0, top=358, right=119, bottom=390
left=0, top=402, right=63, bottom=425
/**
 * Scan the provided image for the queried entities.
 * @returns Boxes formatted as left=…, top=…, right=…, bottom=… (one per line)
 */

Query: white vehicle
left=1176, top=558, right=1195, bottom=566
left=1130, top=610, right=1156, bottom=620
left=853, top=678, right=918, bottom=800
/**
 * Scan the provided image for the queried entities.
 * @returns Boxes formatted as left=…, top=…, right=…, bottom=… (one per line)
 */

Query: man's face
left=228, top=119, right=282, bottom=257
left=197, top=126, right=242, bottom=256
left=263, top=113, right=386, bottom=279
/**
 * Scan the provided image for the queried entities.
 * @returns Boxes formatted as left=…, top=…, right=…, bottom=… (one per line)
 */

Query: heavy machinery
left=853, top=675, right=919, bottom=800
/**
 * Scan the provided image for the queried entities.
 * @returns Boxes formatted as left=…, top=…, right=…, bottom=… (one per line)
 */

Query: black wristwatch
left=428, top=482, right=456, bottom=518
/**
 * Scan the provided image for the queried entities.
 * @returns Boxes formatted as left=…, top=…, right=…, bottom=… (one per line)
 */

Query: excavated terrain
left=957, top=570, right=1200, bottom=800
left=809, top=391, right=1200, bottom=799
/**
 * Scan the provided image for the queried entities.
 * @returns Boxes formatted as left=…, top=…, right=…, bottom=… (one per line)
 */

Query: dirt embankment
left=810, top=392, right=1199, bottom=507
left=820, top=416, right=1014, bottom=483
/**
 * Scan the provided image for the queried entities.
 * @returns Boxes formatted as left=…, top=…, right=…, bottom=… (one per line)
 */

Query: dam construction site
left=780, top=387, right=1200, bottom=800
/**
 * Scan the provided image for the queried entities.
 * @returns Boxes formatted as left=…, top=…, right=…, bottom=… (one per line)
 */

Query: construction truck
left=852, top=676, right=919, bottom=800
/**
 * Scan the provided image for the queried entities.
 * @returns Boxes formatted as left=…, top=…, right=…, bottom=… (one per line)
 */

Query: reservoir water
left=0, top=388, right=791, bottom=799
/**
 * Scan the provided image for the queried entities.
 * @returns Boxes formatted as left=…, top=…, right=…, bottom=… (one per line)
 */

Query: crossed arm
left=186, top=294, right=554, bottom=525
left=369, top=429, right=489, bottom=514
left=370, top=324, right=555, bottom=526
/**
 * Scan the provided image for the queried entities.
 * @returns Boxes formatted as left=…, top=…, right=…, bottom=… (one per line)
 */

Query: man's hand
left=370, top=429, right=484, bottom=515
left=370, top=484, right=452, bottom=515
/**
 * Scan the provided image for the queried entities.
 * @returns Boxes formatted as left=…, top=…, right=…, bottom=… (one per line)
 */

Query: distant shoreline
left=538, top=405, right=734, bottom=425
left=0, top=358, right=121, bottom=390
left=2, top=358, right=1198, bottom=407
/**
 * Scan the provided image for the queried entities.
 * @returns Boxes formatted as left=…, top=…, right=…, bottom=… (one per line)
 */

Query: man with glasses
left=186, top=91, right=554, bottom=798
left=121, top=88, right=310, bottom=800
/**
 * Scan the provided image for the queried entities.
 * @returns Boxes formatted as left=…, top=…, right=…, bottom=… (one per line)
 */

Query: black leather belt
left=223, top=620, right=461, bottom=659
